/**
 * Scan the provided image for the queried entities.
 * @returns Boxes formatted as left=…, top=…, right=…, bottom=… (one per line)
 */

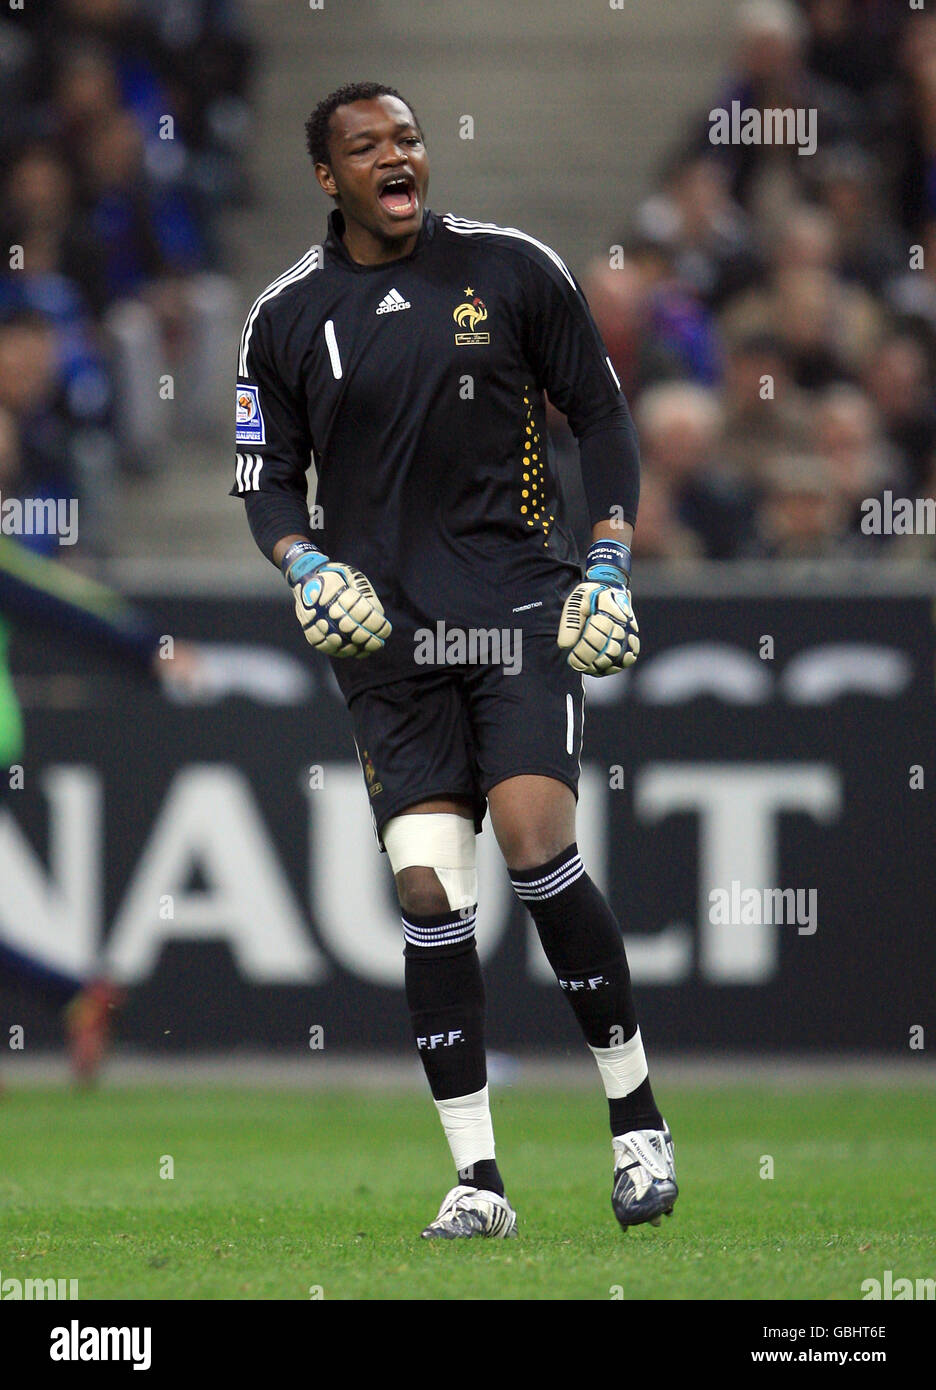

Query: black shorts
left=345, top=632, right=585, bottom=848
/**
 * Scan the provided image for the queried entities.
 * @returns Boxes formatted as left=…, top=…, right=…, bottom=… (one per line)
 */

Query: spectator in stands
left=720, top=206, right=883, bottom=390
left=2, top=145, right=107, bottom=317
left=79, top=108, right=235, bottom=469
left=628, top=239, right=722, bottom=386
left=636, top=382, right=756, bottom=558
left=81, top=108, right=205, bottom=303
left=746, top=451, right=847, bottom=557
left=604, top=1, right=933, bottom=562
left=52, top=43, right=124, bottom=173
left=810, top=384, right=901, bottom=542
left=862, top=333, right=936, bottom=492
left=702, top=0, right=859, bottom=224
left=891, top=14, right=936, bottom=236
left=0, top=148, right=114, bottom=456
left=815, top=145, right=905, bottom=295
left=773, top=203, right=839, bottom=274
left=137, top=0, right=254, bottom=206
left=0, top=0, right=251, bottom=553
left=720, top=331, right=811, bottom=482
left=886, top=219, right=936, bottom=349
left=799, top=0, right=901, bottom=97
left=773, top=264, right=881, bottom=388
left=0, top=310, right=114, bottom=553
left=633, top=154, right=763, bottom=310
left=0, top=6, right=50, bottom=163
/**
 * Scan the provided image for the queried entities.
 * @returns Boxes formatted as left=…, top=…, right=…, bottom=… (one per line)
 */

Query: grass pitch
left=0, top=1083, right=932, bottom=1300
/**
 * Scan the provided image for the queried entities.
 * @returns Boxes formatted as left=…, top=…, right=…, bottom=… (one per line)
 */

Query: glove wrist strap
left=281, top=540, right=326, bottom=582
left=585, top=539, right=632, bottom=588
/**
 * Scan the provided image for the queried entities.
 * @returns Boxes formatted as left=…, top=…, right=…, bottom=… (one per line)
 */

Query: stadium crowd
left=553, top=0, right=936, bottom=562
left=0, top=0, right=251, bottom=554
left=1, top=0, right=934, bottom=564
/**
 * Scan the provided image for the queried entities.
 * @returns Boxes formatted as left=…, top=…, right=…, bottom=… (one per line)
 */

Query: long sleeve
left=521, top=250, right=640, bottom=528
left=230, top=298, right=317, bottom=564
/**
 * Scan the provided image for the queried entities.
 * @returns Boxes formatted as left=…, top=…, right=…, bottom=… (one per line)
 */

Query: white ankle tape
left=433, top=1084, right=496, bottom=1172
left=588, top=1027, right=649, bottom=1099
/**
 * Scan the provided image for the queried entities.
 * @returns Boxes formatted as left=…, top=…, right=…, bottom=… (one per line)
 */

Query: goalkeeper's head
left=305, top=82, right=428, bottom=255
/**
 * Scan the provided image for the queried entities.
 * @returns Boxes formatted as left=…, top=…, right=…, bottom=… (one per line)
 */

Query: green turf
left=0, top=1084, right=933, bottom=1300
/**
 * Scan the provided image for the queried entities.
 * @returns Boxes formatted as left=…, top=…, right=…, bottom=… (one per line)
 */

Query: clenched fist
left=557, top=539, right=639, bottom=676
left=283, top=544, right=391, bottom=658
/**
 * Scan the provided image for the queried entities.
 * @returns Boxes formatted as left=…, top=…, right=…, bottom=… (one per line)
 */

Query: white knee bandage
left=382, top=812, right=478, bottom=913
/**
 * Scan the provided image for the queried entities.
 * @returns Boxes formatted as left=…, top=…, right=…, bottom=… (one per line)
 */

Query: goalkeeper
left=231, top=82, right=676, bottom=1240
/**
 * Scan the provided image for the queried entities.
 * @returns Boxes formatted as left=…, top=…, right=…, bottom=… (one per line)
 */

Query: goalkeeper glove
left=557, top=538, right=639, bottom=675
left=281, top=541, right=391, bottom=658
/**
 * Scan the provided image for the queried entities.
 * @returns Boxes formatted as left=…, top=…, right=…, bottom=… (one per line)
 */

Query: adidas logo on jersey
left=376, top=288, right=411, bottom=314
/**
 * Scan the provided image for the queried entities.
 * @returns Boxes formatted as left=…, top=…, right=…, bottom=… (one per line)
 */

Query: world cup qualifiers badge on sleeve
left=236, top=385, right=266, bottom=445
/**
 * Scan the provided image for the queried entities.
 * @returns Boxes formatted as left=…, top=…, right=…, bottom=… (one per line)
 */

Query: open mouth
left=377, top=175, right=417, bottom=218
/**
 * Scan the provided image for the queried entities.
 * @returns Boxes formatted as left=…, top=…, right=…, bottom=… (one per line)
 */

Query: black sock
left=457, top=1158, right=504, bottom=1198
left=510, top=844, right=663, bottom=1135
left=403, top=908, right=488, bottom=1102
left=609, top=1077, right=663, bottom=1136
left=403, top=909, right=504, bottom=1195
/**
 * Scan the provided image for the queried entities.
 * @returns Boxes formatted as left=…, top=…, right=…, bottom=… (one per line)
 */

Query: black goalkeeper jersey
left=230, top=206, right=640, bottom=700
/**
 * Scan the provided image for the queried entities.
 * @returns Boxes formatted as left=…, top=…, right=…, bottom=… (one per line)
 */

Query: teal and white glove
left=281, top=542, right=391, bottom=658
left=557, top=539, right=639, bottom=675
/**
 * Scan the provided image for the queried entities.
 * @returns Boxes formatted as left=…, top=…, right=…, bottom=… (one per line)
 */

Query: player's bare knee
left=395, top=865, right=451, bottom=917
left=490, top=782, right=576, bottom=872
left=501, top=826, right=574, bottom=873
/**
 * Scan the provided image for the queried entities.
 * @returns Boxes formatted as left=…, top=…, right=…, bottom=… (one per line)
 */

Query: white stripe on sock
left=402, top=913, right=476, bottom=949
left=511, top=855, right=584, bottom=900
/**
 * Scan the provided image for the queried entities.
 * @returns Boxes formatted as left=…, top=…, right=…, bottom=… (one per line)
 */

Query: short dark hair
left=304, top=81, right=422, bottom=167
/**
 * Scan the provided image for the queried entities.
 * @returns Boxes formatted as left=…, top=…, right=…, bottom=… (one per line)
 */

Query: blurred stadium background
left=1, top=0, right=933, bottom=1084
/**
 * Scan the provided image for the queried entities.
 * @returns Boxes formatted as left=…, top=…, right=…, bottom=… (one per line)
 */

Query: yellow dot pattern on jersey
left=519, top=387, right=553, bottom=546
